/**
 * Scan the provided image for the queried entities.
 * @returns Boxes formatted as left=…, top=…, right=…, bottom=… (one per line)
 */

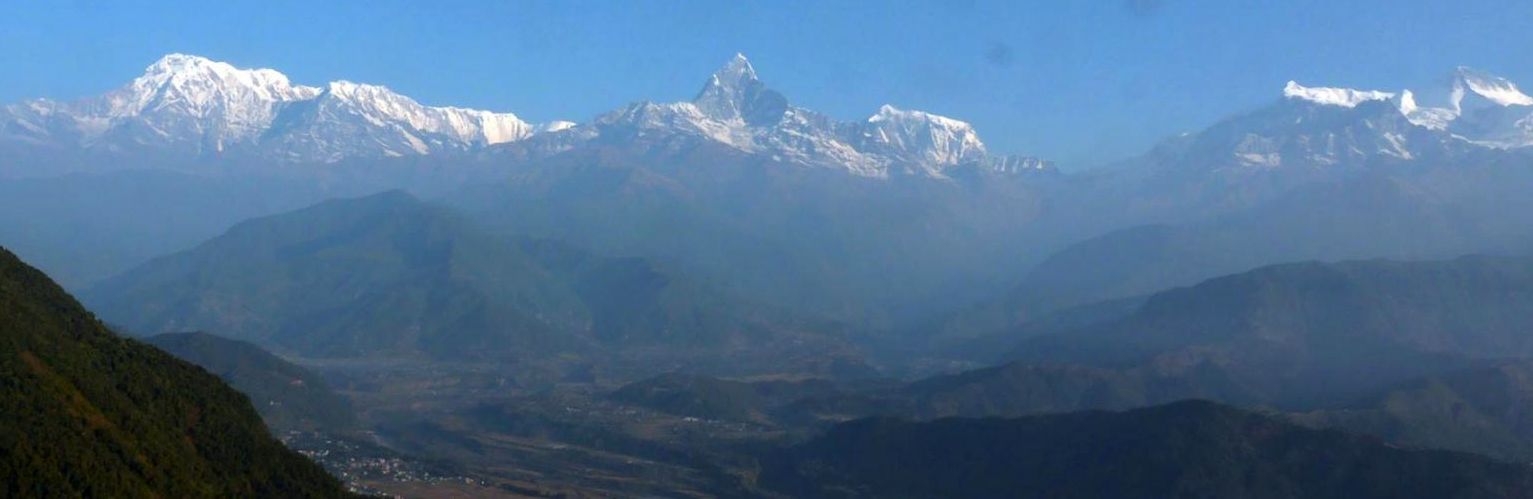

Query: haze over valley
left=7, top=2, right=1533, bottom=497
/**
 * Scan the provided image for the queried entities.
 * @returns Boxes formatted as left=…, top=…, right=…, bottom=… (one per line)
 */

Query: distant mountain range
left=11, top=52, right=1533, bottom=497
left=743, top=255, right=1533, bottom=427
left=8, top=53, right=1533, bottom=345
left=7, top=54, right=1533, bottom=179
left=571, top=53, right=1049, bottom=177
left=0, top=53, right=1050, bottom=178
left=84, top=191, right=865, bottom=376
left=0, top=54, right=570, bottom=163
left=934, top=68, right=1533, bottom=337
left=1004, top=255, right=1533, bottom=407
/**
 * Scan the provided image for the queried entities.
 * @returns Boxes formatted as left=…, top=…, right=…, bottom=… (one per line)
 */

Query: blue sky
left=2, top=0, right=1531, bottom=167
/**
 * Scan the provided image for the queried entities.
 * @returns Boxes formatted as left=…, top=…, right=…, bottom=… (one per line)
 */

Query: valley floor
left=293, top=359, right=791, bottom=497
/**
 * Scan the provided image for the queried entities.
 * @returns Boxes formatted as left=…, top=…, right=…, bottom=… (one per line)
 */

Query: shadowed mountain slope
left=0, top=246, right=355, bottom=497
left=146, top=332, right=357, bottom=432
left=760, top=400, right=1533, bottom=499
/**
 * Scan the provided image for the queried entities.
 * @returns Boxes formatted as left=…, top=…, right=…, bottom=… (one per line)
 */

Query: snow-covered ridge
left=320, top=80, right=537, bottom=145
left=1, top=52, right=1047, bottom=175
left=587, top=53, right=1036, bottom=177
left=1282, top=81, right=1394, bottom=108
left=862, top=105, right=988, bottom=166
left=1453, top=66, right=1533, bottom=109
left=119, top=53, right=320, bottom=117
left=3, top=53, right=567, bottom=160
left=1282, top=67, right=1533, bottom=150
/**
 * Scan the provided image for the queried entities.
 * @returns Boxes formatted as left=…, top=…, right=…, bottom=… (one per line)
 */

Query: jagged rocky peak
left=698, top=53, right=759, bottom=96
left=1452, top=66, right=1533, bottom=110
left=583, top=52, right=1033, bottom=177
left=692, top=53, right=789, bottom=126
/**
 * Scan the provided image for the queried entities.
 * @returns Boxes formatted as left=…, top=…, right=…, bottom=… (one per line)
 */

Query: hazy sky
left=2, top=0, right=1531, bottom=168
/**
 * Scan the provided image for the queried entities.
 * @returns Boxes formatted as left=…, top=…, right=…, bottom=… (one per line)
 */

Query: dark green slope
left=146, top=332, right=357, bottom=432
left=0, top=247, right=354, bottom=498
left=760, top=400, right=1533, bottom=499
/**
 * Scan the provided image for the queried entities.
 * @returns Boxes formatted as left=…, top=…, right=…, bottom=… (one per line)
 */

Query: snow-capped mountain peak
left=1396, top=89, right=1456, bottom=130
left=132, top=54, right=315, bottom=97
left=118, top=54, right=318, bottom=114
left=1273, top=69, right=1533, bottom=151
left=1155, top=79, right=1457, bottom=172
left=1451, top=66, right=1533, bottom=110
left=3, top=52, right=1047, bottom=177
left=1393, top=67, right=1533, bottom=148
left=692, top=53, right=788, bottom=126
left=582, top=54, right=1034, bottom=177
left=702, top=53, right=758, bottom=89
left=1282, top=81, right=1395, bottom=108
left=868, top=104, right=979, bottom=134
left=1184, top=68, right=1533, bottom=172
left=2, top=53, right=567, bottom=161
left=862, top=105, right=988, bottom=166
left=65, top=53, right=322, bottom=147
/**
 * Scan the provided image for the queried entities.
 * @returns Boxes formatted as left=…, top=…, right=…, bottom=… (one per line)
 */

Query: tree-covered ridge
left=1294, top=361, right=1533, bottom=462
left=146, top=331, right=357, bottom=432
left=761, top=400, right=1533, bottom=499
left=0, top=246, right=356, bottom=498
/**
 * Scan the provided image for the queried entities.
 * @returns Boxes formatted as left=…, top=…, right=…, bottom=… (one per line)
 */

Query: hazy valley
left=8, top=11, right=1533, bottom=496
